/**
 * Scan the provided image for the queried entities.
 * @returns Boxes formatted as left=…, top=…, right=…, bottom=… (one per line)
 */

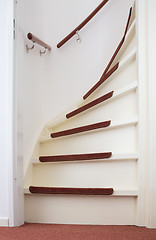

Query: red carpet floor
left=0, top=223, right=156, bottom=240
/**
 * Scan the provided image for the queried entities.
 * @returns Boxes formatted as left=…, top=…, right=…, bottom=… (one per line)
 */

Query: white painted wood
left=39, top=135, right=51, bottom=143
left=0, top=218, right=9, bottom=227
left=136, top=0, right=149, bottom=227
left=0, top=0, right=24, bottom=227
left=23, top=0, right=139, bottom=226
left=113, top=190, right=138, bottom=196
left=119, top=47, right=137, bottom=68
left=24, top=187, right=138, bottom=197
left=109, top=81, right=137, bottom=102
left=46, top=49, right=137, bottom=132
left=40, top=117, right=138, bottom=143
left=25, top=194, right=137, bottom=225
left=33, top=161, right=137, bottom=189
left=105, top=117, right=138, bottom=130
left=32, top=153, right=138, bottom=165
left=126, top=18, right=136, bottom=40
left=109, top=153, right=138, bottom=161
left=147, top=0, right=156, bottom=229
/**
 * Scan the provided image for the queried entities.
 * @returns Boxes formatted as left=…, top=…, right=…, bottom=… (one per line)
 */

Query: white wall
left=17, top=0, right=47, bottom=174
left=17, top=0, right=133, bottom=174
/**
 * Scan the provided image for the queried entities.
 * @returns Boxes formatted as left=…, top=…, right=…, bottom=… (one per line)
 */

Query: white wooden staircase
left=24, top=5, right=138, bottom=225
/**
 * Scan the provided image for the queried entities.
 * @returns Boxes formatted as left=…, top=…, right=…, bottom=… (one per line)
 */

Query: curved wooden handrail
left=83, top=7, right=132, bottom=100
left=39, top=152, right=112, bottom=162
left=51, top=120, right=111, bottom=138
left=27, top=33, right=51, bottom=51
left=57, top=0, right=109, bottom=48
left=66, top=91, right=114, bottom=119
left=29, top=186, right=114, bottom=195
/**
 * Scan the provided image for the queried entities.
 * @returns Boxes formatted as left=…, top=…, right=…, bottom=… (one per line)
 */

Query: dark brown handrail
left=51, top=120, right=111, bottom=138
left=83, top=7, right=132, bottom=100
left=57, top=0, right=109, bottom=48
left=29, top=186, right=114, bottom=195
left=39, top=152, right=112, bottom=162
left=66, top=91, right=114, bottom=119
left=27, top=33, right=51, bottom=51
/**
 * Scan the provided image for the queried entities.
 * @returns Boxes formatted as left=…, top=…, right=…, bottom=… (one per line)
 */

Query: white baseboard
left=0, top=218, right=9, bottom=227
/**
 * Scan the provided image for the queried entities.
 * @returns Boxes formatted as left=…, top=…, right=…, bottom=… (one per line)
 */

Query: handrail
left=27, top=33, right=51, bottom=51
left=57, top=0, right=109, bottom=48
left=51, top=120, right=111, bottom=138
left=83, top=7, right=132, bottom=100
left=39, top=152, right=112, bottom=162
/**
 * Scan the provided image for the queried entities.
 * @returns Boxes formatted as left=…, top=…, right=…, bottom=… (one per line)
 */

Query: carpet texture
left=0, top=224, right=156, bottom=240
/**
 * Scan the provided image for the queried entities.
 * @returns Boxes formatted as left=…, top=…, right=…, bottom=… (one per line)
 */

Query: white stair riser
left=40, top=125, right=137, bottom=155
left=32, top=160, right=137, bottom=189
left=25, top=195, right=137, bottom=225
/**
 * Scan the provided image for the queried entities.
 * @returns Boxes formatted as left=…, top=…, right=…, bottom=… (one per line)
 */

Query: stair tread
left=51, top=120, right=111, bottom=138
left=66, top=91, right=114, bottom=119
left=29, top=186, right=114, bottom=195
left=39, top=152, right=112, bottom=162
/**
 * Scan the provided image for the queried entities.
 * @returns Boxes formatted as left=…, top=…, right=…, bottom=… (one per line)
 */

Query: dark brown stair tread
left=51, top=120, right=111, bottom=138
left=39, top=152, right=112, bottom=162
left=66, top=91, right=114, bottom=119
left=29, top=186, right=114, bottom=195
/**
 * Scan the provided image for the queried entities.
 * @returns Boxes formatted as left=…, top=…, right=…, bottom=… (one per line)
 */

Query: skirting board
left=0, top=218, right=9, bottom=227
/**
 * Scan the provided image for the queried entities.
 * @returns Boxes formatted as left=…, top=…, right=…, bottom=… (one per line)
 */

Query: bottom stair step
left=29, top=186, right=114, bottom=195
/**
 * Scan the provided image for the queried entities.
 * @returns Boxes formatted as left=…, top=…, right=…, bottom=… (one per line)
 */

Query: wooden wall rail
left=51, top=120, right=111, bottom=138
left=39, top=152, right=112, bottom=162
left=27, top=33, right=51, bottom=51
left=83, top=7, right=132, bottom=100
left=57, top=0, right=109, bottom=48
left=29, top=186, right=114, bottom=195
left=66, top=91, right=114, bottom=118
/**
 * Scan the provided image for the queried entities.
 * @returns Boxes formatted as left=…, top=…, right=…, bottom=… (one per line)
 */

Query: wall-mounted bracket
left=26, top=44, right=35, bottom=53
left=76, top=30, right=81, bottom=43
left=40, top=48, right=47, bottom=56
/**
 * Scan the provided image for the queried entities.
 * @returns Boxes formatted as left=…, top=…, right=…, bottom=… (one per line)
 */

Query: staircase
left=24, top=4, right=138, bottom=225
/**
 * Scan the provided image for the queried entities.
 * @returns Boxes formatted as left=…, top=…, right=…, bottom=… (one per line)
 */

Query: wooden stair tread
left=51, top=120, right=111, bottom=138
left=29, top=186, right=114, bottom=195
left=39, top=152, right=112, bottom=162
left=66, top=91, right=114, bottom=119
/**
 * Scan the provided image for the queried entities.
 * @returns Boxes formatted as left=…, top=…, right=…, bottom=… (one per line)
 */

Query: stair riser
left=32, top=160, right=137, bottom=189
left=25, top=195, right=137, bottom=225
left=51, top=92, right=137, bottom=134
left=40, top=125, right=137, bottom=156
